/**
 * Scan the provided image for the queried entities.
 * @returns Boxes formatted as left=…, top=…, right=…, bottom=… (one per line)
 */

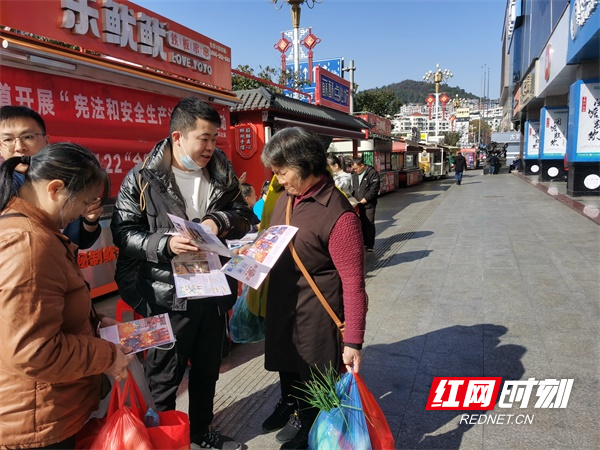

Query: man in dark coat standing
left=453, top=151, right=467, bottom=185
left=111, top=97, right=252, bottom=450
left=351, top=157, right=380, bottom=252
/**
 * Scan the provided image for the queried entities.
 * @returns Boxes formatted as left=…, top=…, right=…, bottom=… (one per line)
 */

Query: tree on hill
left=354, top=88, right=403, bottom=117
left=362, top=80, right=478, bottom=105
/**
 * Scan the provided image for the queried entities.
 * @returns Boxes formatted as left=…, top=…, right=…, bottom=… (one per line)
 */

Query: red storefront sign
left=0, top=0, right=232, bottom=89
left=356, top=113, right=392, bottom=137
left=234, top=123, right=258, bottom=159
left=0, top=66, right=229, bottom=196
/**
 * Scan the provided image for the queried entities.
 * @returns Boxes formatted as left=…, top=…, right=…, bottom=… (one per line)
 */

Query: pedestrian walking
left=453, top=151, right=467, bottom=185
left=489, top=153, right=500, bottom=175
left=111, top=97, right=253, bottom=450
left=351, top=157, right=380, bottom=252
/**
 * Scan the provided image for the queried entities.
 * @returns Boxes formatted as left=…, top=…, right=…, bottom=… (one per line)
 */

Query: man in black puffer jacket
left=111, top=97, right=252, bottom=450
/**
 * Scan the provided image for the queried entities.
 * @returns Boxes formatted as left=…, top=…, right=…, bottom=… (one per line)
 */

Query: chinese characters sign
left=314, top=67, right=350, bottom=113
left=234, top=123, right=258, bottom=159
left=539, top=107, right=568, bottom=158
left=524, top=120, right=541, bottom=158
left=567, top=80, right=600, bottom=162
left=0, top=66, right=230, bottom=196
left=426, top=377, right=573, bottom=410
left=1, top=0, right=231, bottom=89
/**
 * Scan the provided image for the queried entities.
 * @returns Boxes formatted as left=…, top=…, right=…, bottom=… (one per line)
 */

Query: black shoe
left=276, top=410, right=301, bottom=443
left=279, top=432, right=309, bottom=450
left=366, top=248, right=374, bottom=252
left=192, top=428, right=241, bottom=450
left=262, top=398, right=297, bottom=433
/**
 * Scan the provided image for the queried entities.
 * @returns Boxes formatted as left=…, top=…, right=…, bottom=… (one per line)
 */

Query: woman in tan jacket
left=0, top=143, right=132, bottom=449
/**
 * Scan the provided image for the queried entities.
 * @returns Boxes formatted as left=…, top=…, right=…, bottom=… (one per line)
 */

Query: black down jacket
left=110, top=137, right=253, bottom=314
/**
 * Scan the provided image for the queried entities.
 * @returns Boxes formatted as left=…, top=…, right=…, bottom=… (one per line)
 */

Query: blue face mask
left=178, top=138, right=203, bottom=171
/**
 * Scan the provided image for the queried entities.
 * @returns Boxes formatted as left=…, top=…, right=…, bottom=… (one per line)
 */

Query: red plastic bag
left=125, top=373, right=191, bottom=450
left=354, top=373, right=395, bottom=450
left=77, top=373, right=190, bottom=450
left=147, top=410, right=190, bottom=450
left=90, top=378, right=152, bottom=450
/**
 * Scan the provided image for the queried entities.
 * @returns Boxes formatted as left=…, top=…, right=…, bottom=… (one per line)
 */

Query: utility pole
left=342, top=59, right=356, bottom=114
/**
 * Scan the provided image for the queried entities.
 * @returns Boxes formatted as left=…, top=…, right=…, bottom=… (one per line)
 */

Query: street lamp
left=453, top=94, right=461, bottom=110
left=272, top=0, right=322, bottom=77
left=423, top=64, right=453, bottom=140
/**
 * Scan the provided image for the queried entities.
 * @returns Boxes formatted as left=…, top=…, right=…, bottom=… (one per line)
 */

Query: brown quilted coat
left=0, top=198, right=117, bottom=449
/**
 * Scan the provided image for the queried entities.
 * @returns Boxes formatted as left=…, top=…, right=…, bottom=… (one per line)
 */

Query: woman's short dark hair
left=261, top=127, right=327, bottom=180
left=170, top=96, right=221, bottom=135
left=327, top=154, right=343, bottom=168
left=0, top=142, right=109, bottom=211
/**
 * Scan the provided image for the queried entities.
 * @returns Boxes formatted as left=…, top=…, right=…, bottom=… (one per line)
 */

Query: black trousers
left=145, top=301, right=226, bottom=442
left=278, top=371, right=320, bottom=437
left=357, top=204, right=376, bottom=249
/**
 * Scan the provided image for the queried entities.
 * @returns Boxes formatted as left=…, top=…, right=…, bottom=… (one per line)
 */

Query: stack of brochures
left=167, top=214, right=298, bottom=295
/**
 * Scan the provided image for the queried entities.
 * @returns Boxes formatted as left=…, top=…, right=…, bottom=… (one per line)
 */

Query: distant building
left=391, top=99, right=503, bottom=145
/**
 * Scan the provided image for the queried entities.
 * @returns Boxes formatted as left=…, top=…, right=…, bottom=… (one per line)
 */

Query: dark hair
left=260, top=179, right=270, bottom=197
left=170, top=97, right=221, bottom=135
left=261, top=127, right=327, bottom=179
left=352, top=157, right=365, bottom=166
left=0, top=142, right=109, bottom=211
left=327, top=154, right=343, bottom=168
left=240, top=182, right=255, bottom=199
left=0, top=105, right=47, bottom=135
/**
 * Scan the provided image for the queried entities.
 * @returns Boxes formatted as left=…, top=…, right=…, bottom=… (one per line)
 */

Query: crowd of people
left=0, top=99, right=376, bottom=450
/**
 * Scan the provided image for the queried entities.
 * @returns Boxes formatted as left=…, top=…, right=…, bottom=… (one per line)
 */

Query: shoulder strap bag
left=286, top=197, right=345, bottom=338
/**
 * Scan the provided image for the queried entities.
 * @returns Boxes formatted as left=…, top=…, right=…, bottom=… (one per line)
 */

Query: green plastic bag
left=230, top=285, right=265, bottom=343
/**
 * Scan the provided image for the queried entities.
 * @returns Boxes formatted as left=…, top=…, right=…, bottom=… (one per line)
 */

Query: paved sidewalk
left=174, top=170, right=599, bottom=450
left=511, top=171, right=600, bottom=225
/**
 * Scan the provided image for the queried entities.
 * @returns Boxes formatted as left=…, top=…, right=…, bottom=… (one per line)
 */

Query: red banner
left=0, top=66, right=230, bottom=196
left=0, top=0, right=232, bottom=90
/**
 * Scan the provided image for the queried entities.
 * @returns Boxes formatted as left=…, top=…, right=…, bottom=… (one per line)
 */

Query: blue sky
left=135, top=0, right=507, bottom=98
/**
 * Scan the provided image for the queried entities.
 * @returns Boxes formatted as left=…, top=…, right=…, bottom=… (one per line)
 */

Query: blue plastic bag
left=229, top=285, right=265, bottom=343
left=308, top=372, right=372, bottom=450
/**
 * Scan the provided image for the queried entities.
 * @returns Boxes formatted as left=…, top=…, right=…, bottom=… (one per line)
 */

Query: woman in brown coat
left=259, top=128, right=368, bottom=449
left=0, top=143, right=132, bottom=449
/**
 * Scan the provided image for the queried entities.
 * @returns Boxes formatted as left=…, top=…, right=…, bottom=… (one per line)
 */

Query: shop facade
left=502, top=0, right=600, bottom=194
left=229, top=87, right=368, bottom=194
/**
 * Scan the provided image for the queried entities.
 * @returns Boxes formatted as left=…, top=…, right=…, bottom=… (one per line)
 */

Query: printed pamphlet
left=99, top=313, right=175, bottom=354
left=226, top=232, right=258, bottom=249
left=171, top=251, right=231, bottom=298
left=167, top=213, right=234, bottom=258
left=221, top=225, right=298, bottom=289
